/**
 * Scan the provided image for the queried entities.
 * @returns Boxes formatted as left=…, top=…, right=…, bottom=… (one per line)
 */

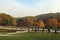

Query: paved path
left=0, top=26, right=60, bottom=36
left=7, top=30, right=28, bottom=35
left=0, top=26, right=28, bottom=36
left=0, top=30, right=28, bottom=36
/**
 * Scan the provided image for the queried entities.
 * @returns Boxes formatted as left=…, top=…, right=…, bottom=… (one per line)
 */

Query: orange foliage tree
left=57, top=23, right=60, bottom=28
left=46, top=18, right=58, bottom=33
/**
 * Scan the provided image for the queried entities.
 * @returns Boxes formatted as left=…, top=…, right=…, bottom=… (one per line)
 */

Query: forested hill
left=0, top=12, right=60, bottom=26
left=0, top=13, right=16, bottom=26
left=35, top=12, right=60, bottom=22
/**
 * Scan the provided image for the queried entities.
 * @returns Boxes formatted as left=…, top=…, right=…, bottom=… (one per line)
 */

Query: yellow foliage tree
left=39, top=19, right=44, bottom=28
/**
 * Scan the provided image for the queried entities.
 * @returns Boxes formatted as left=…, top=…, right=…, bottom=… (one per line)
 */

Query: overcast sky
left=0, top=0, right=60, bottom=17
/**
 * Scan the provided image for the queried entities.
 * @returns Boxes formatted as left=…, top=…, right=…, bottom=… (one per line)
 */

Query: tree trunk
left=28, top=27, right=30, bottom=32
left=32, top=27, right=33, bottom=31
left=38, top=27, right=39, bottom=31
left=48, top=28, right=50, bottom=33
left=55, top=29, right=57, bottom=34
left=16, top=27, right=17, bottom=31
left=54, top=27, right=57, bottom=34
left=42, top=28, right=44, bottom=33
left=35, top=27, right=37, bottom=33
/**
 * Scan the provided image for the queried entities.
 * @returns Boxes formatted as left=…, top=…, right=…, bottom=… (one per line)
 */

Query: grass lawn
left=0, top=32, right=60, bottom=40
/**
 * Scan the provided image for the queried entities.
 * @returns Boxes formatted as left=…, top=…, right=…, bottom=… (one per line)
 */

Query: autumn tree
left=23, top=16, right=35, bottom=32
left=38, top=19, right=45, bottom=33
left=0, top=13, right=16, bottom=26
left=46, top=18, right=57, bottom=34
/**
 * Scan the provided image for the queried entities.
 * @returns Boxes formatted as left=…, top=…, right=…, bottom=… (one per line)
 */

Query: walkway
left=0, top=30, right=28, bottom=36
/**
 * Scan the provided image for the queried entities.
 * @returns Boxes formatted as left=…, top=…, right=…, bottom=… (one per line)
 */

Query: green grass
left=0, top=32, right=60, bottom=40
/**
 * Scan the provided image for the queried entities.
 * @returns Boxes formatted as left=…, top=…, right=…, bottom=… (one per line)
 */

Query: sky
left=0, top=0, right=60, bottom=17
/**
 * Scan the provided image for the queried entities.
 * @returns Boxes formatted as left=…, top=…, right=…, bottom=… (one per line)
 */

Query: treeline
left=0, top=12, right=60, bottom=28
